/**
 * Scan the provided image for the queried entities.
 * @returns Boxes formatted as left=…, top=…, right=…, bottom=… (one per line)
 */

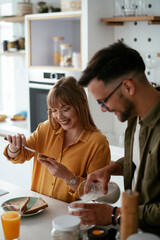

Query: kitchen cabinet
left=0, top=15, right=25, bottom=56
left=26, top=12, right=81, bottom=71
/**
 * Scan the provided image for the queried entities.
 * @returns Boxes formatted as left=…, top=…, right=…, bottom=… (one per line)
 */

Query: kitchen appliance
left=28, top=68, right=81, bottom=133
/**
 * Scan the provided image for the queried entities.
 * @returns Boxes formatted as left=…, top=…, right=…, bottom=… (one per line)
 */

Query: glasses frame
left=97, top=82, right=123, bottom=109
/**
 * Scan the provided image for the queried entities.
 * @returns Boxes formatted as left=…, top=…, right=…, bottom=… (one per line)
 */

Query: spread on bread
left=2, top=197, right=48, bottom=215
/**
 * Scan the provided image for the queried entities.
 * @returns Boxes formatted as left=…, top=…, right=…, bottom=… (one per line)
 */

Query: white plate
left=1, top=196, right=43, bottom=217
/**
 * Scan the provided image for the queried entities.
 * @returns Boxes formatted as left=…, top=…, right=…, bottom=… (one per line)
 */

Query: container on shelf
left=60, top=43, right=72, bottom=67
left=60, top=0, right=81, bottom=12
left=53, top=36, right=64, bottom=66
left=18, top=37, right=25, bottom=50
left=17, top=2, right=33, bottom=16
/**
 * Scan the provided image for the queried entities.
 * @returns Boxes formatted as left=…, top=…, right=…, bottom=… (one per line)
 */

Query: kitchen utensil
left=4, top=137, right=39, bottom=154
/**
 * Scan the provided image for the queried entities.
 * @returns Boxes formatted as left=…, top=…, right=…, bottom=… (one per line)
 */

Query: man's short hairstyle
left=79, top=40, right=145, bottom=86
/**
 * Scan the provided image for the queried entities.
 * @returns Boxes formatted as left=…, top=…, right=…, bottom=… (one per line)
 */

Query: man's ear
left=122, top=79, right=135, bottom=96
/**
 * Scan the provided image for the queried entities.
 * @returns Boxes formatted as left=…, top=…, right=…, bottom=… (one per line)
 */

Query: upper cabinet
left=26, top=12, right=81, bottom=72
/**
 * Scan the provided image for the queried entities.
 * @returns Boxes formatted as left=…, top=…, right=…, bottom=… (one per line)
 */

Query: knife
left=4, top=137, right=39, bottom=154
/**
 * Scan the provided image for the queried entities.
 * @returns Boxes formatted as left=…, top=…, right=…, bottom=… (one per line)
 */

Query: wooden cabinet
left=26, top=12, right=81, bottom=71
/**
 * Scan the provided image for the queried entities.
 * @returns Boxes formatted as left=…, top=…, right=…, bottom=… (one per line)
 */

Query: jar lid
left=127, top=233, right=160, bottom=240
left=60, top=43, right=72, bottom=49
left=53, top=36, right=64, bottom=41
left=52, top=215, right=80, bottom=232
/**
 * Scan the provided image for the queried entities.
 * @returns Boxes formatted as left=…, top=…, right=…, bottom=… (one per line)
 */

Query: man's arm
left=87, top=161, right=123, bottom=194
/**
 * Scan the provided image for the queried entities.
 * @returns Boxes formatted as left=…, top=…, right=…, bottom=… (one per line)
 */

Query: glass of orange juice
left=1, top=204, right=21, bottom=240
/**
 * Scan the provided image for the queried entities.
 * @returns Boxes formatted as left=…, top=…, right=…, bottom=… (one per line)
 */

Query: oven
left=28, top=68, right=81, bottom=133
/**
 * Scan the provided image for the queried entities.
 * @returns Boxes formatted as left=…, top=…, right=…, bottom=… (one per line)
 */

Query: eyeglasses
left=51, top=107, right=71, bottom=117
left=97, top=82, right=122, bottom=109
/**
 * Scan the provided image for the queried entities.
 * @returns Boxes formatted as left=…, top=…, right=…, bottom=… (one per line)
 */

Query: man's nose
left=101, top=106, right=108, bottom=112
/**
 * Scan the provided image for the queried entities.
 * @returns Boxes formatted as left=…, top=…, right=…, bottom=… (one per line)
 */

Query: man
left=69, top=41, right=160, bottom=235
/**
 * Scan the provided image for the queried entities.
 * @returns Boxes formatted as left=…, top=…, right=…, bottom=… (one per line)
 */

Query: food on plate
left=11, top=115, right=26, bottom=121
left=2, top=197, right=30, bottom=213
left=2, top=197, right=48, bottom=215
left=24, top=197, right=48, bottom=214
left=0, top=114, right=7, bottom=122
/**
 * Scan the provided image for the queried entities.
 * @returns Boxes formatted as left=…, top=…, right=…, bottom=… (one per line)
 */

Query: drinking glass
left=68, top=200, right=95, bottom=231
left=137, top=0, right=147, bottom=16
left=122, top=0, right=137, bottom=16
left=145, top=52, right=160, bottom=85
left=114, top=0, right=124, bottom=17
left=78, top=180, right=120, bottom=203
left=1, top=204, right=21, bottom=240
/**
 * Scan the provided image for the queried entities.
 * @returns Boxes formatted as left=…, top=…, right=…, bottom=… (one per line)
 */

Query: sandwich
left=24, top=197, right=48, bottom=214
left=3, top=197, right=30, bottom=213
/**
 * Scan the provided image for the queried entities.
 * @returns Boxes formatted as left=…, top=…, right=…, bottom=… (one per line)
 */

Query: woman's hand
left=6, top=134, right=26, bottom=153
left=69, top=202, right=114, bottom=226
left=38, top=154, right=74, bottom=181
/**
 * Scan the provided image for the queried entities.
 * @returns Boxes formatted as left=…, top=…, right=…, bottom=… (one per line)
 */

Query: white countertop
left=0, top=180, right=119, bottom=240
left=0, top=180, right=69, bottom=240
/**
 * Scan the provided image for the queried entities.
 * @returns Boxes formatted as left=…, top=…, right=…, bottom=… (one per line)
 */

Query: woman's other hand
left=38, top=154, right=77, bottom=184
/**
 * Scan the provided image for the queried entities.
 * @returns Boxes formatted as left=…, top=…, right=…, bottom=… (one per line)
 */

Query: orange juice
left=1, top=211, right=20, bottom=240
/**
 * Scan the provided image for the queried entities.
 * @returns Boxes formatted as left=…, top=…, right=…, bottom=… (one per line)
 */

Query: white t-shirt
left=132, top=118, right=140, bottom=190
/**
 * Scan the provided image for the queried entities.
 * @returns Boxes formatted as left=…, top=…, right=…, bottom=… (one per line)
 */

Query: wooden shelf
left=29, top=65, right=82, bottom=72
left=157, top=53, right=160, bottom=57
left=0, top=52, right=25, bottom=56
left=0, top=16, right=24, bottom=22
left=101, top=16, right=160, bottom=26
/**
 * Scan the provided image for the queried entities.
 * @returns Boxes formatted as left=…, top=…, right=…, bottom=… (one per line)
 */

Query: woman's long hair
left=47, top=76, right=98, bottom=131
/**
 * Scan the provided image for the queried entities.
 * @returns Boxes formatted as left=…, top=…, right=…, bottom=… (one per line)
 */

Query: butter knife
left=4, top=137, right=39, bottom=154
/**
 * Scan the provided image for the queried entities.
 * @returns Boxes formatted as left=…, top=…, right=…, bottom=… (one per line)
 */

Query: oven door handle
left=29, top=83, right=53, bottom=90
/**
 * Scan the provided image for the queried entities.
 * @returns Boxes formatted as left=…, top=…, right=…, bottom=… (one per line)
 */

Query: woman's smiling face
left=51, top=102, right=82, bottom=131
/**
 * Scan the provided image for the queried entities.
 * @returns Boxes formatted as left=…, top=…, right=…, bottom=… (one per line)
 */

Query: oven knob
left=52, top=74, right=56, bottom=78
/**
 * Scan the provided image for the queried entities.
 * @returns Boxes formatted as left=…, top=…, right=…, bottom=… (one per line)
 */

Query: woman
left=4, top=77, right=110, bottom=203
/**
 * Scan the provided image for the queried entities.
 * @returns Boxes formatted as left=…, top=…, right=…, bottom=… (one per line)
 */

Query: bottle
left=53, top=36, right=64, bottom=66
left=51, top=215, right=81, bottom=240
left=78, top=180, right=120, bottom=203
left=120, top=190, right=139, bottom=240
left=60, top=43, right=72, bottom=67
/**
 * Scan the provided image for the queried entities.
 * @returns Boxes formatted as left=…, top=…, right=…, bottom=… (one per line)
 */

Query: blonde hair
left=47, top=76, right=98, bottom=131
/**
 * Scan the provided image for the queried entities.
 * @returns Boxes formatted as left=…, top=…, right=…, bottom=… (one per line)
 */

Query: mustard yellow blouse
left=4, top=120, right=110, bottom=203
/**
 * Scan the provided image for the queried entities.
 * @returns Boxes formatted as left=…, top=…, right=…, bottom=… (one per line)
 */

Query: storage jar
left=51, top=215, right=81, bottom=240
left=60, top=44, right=72, bottom=67
left=53, top=36, right=64, bottom=66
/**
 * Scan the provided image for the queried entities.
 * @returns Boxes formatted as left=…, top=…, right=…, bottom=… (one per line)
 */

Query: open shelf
left=0, top=51, right=25, bottom=56
left=0, top=16, right=24, bottom=22
left=100, top=16, right=160, bottom=26
left=29, top=65, right=82, bottom=72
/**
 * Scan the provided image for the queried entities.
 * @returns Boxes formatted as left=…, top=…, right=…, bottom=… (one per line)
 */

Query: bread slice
left=24, top=197, right=48, bottom=214
left=3, top=197, right=30, bottom=213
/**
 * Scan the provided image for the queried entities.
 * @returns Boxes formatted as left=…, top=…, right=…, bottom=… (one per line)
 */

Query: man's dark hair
left=79, top=41, right=145, bottom=86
